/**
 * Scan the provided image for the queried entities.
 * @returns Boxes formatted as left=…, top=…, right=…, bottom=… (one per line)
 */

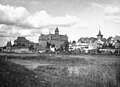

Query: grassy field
left=0, top=53, right=120, bottom=87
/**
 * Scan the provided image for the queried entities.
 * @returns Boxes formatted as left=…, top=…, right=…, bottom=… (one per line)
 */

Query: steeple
left=97, top=30, right=102, bottom=36
left=97, top=30, right=103, bottom=40
left=55, top=27, right=59, bottom=35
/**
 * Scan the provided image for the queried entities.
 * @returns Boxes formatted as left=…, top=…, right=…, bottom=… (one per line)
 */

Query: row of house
left=69, top=30, right=120, bottom=54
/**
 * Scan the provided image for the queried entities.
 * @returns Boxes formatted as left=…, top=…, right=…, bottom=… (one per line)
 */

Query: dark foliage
left=63, top=41, right=69, bottom=51
left=0, top=57, right=49, bottom=87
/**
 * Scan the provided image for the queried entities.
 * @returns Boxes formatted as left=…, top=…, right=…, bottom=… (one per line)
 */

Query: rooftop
left=39, top=34, right=68, bottom=41
left=15, top=37, right=28, bottom=42
left=114, top=35, right=120, bottom=41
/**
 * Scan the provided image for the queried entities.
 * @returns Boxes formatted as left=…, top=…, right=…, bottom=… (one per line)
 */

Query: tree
left=102, top=42, right=107, bottom=49
left=60, top=45, right=63, bottom=51
left=51, top=44, right=55, bottom=47
left=72, top=41, right=76, bottom=44
left=46, top=42, right=51, bottom=48
left=29, top=45, right=34, bottom=50
left=63, top=41, right=69, bottom=51
left=72, top=40, right=76, bottom=46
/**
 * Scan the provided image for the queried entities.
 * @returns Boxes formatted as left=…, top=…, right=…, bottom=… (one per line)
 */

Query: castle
left=38, top=27, right=68, bottom=49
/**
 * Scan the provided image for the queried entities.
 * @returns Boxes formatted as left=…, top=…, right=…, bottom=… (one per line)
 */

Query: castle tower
left=55, top=27, right=59, bottom=35
left=97, top=30, right=103, bottom=40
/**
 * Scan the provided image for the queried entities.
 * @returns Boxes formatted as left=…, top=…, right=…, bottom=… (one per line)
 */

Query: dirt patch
left=9, top=59, right=52, bottom=70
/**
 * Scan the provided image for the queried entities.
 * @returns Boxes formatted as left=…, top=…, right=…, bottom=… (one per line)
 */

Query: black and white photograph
left=0, top=0, right=120, bottom=87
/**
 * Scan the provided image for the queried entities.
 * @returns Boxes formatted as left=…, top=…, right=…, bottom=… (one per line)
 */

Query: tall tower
left=97, top=30, right=103, bottom=40
left=55, top=27, right=59, bottom=35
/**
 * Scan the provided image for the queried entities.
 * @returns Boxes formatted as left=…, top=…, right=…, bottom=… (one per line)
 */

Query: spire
left=97, top=30, right=103, bottom=36
left=97, top=30, right=103, bottom=40
left=97, top=25, right=103, bottom=36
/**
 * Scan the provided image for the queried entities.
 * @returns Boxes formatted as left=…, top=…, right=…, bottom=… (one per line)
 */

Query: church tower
left=55, top=27, right=59, bottom=35
left=97, top=30, right=103, bottom=40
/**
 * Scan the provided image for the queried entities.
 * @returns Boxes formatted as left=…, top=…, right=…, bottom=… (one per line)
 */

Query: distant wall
left=39, top=40, right=47, bottom=48
left=51, top=40, right=65, bottom=48
left=11, top=48, right=29, bottom=53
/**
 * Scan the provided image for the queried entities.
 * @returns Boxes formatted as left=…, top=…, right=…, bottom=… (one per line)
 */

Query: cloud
left=90, top=3, right=120, bottom=24
left=0, top=4, right=30, bottom=25
left=0, top=3, right=89, bottom=46
left=90, top=3, right=103, bottom=9
left=0, top=4, right=80, bottom=29
left=0, top=24, right=36, bottom=38
left=0, top=24, right=40, bottom=46
left=24, top=11, right=79, bottom=28
left=104, top=6, right=120, bottom=15
left=105, top=15, right=120, bottom=24
left=104, top=6, right=120, bottom=24
left=90, top=3, right=120, bottom=15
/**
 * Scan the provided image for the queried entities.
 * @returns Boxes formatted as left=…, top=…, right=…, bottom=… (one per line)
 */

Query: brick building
left=38, top=27, right=68, bottom=49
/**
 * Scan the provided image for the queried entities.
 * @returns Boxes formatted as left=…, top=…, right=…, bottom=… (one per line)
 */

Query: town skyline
left=0, top=0, right=120, bottom=46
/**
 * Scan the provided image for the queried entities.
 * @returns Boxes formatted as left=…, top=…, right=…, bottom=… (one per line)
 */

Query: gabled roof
left=14, top=37, right=28, bottom=42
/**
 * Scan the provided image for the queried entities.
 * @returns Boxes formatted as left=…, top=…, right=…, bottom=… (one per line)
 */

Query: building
left=114, top=35, right=120, bottom=41
left=6, top=41, right=12, bottom=52
left=14, top=37, right=30, bottom=47
left=93, top=30, right=104, bottom=49
left=3, top=41, right=12, bottom=52
left=38, top=27, right=68, bottom=49
left=14, top=37, right=36, bottom=47
left=114, top=35, right=120, bottom=49
left=0, top=36, right=37, bottom=53
left=12, top=37, right=36, bottom=53
left=78, top=37, right=97, bottom=43
left=97, top=30, right=103, bottom=40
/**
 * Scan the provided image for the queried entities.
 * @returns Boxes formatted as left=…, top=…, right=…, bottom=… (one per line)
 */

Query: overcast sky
left=0, top=0, right=120, bottom=46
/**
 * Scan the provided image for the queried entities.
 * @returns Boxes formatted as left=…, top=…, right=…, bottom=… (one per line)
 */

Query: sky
left=0, top=0, right=120, bottom=46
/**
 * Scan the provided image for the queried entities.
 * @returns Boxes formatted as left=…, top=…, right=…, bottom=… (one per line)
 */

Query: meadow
left=0, top=53, right=120, bottom=87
